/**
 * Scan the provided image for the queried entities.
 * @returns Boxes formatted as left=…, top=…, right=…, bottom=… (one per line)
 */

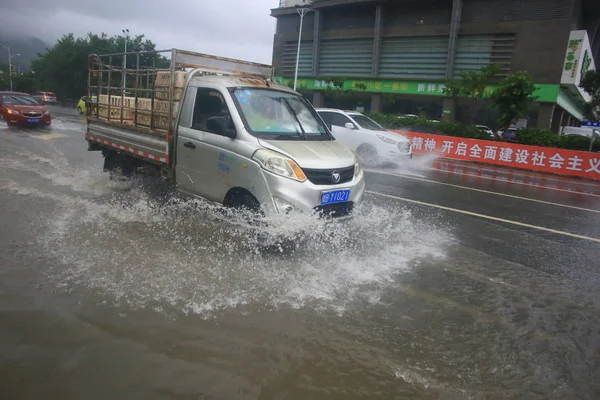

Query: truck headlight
left=376, top=134, right=397, bottom=145
left=252, top=149, right=307, bottom=182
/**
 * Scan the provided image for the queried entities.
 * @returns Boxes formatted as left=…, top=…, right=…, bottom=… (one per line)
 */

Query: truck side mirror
left=207, top=116, right=236, bottom=138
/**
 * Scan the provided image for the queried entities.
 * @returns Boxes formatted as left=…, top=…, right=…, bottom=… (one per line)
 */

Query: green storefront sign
left=273, top=77, right=560, bottom=103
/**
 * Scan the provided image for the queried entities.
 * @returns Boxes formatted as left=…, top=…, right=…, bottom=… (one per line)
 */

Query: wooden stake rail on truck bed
left=86, top=48, right=273, bottom=166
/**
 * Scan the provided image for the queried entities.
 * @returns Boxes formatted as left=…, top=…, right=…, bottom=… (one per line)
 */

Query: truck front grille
left=302, top=165, right=354, bottom=185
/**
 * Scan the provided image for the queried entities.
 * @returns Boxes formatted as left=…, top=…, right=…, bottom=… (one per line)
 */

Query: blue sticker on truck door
left=218, top=152, right=234, bottom=173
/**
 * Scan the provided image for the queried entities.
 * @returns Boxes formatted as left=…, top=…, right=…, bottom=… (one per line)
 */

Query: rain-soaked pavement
left=1, top=106, right=600, bottom=399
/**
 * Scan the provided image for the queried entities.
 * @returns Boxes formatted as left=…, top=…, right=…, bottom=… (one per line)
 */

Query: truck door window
left=191, top=88, right=234, bottom=135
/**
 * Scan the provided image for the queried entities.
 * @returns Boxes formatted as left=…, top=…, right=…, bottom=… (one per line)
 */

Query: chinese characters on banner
left=393, top=131, right=600, bottom=180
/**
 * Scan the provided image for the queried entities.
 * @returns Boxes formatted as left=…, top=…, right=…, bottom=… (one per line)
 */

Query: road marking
left=367, top=190, right=600, bottom=243
left=366, top=169, right=600, bottom=214
left=426, top=167, right=600, bottom=198
left=32, top=133, right=69, bottom=141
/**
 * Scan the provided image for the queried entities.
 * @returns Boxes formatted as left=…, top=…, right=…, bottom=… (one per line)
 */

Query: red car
left=0, top=91, right=52, bottom=127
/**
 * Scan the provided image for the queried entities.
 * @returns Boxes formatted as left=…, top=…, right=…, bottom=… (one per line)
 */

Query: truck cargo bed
left=85, top=48, right=273, bottom=167
left=87, top=119, right=169, bottom=164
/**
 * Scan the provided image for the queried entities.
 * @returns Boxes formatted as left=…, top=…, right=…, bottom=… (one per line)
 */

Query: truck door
left=175, top=88, right=242, bottom=203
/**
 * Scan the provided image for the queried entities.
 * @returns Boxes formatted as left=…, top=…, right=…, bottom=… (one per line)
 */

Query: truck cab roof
left=189, top=75, right=293, bottom=93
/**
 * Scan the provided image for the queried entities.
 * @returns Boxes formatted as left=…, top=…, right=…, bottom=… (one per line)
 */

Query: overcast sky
left=0, top=0, right=278, bottom=64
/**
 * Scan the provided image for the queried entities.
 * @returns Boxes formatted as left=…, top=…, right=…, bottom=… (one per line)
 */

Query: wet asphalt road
left=1, top=106, right=600, bottom=399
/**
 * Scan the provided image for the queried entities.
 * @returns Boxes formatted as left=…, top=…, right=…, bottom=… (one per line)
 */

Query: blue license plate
left=27, top=118, right=40, bottom=123
left=321, top=189, right=351, bottom=205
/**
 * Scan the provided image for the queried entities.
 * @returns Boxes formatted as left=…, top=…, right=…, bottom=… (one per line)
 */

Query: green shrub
left=559, top=134, right=600, bottom=152
left=514, top=128, right=562, bottom=147
left=434, top=121, right=485, bottom=139
left=366, top=113, right=490, bottom=140
left=515, top=128, right=600, bottom=151
left=367, top=112, right=600, bottom=152
left=366, top=112, right=405, bottom=129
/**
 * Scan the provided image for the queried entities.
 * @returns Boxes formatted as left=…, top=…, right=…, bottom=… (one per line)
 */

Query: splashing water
left=363, top=153, right=441, bottom=179
left=1, top=142, right=453, bottom=318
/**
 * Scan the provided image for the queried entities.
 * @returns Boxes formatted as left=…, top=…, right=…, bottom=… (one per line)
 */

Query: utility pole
left=293, top=5, right=310, bottom=91
left=122, top=29, right=129, bottom=91
left=0, top=44, right=19, bottom=91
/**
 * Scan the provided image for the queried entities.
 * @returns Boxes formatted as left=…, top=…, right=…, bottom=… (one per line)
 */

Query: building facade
left=270, top=0, right=600, bottom=131
left=278, top=0, right=312, bottom=6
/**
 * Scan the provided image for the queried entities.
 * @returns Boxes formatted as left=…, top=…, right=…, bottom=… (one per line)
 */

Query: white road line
left=367, top=190, right=600, bottom=243
left=31, top=133, right=69, bottom=141
left=366, top=169, right=600, bottom=214
left=425, top=167, right=600, bottom=198
left=438, top=158, right=600, bottom=189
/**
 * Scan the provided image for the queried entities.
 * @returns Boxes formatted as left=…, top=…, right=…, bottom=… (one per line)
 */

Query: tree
left=0, top=64, right=36, bottom=92
left=580, top=70, right=600, bottom=117
left=491, top=71, right=537, bottom=130
left=443, top=64, right=501, bottom=124
left=30, top=32, right=168, bottom=101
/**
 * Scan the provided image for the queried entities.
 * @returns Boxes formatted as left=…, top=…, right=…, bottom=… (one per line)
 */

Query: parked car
left=0, top=91, right=52, bottom=127
left=33, top=91, right=57, bottom=105
left=560, top=126, right=599, bottom=138
left=316, top=108, right=412, bottom=167
left=77, top=95, right=97, bottom=114
left=476, top=125, right=496, bottom=139
left=561, top=126, right=600, bottom=151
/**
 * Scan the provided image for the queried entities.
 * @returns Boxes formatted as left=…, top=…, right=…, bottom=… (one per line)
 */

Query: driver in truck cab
left=239, top=90, right=285, bottom=132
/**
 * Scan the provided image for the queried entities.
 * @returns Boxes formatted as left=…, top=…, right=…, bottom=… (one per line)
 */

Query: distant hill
left=0, top=32, right=50, bottom=72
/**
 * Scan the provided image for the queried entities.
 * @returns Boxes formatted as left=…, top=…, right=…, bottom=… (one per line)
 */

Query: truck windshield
left=232, top=88, right=332, bottom=140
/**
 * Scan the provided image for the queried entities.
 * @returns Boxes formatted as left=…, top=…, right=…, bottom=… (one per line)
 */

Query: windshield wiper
left=281, top=98, right=307, bottom=139
left=271, top=134, right=303, bottom=140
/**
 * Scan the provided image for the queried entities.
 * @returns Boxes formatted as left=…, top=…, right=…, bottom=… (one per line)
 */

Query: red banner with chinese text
left=391, top=130, right=600, bottom=181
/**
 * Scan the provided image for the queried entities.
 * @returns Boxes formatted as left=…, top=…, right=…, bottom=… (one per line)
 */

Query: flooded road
left=1, top=107, right=600, bottom=399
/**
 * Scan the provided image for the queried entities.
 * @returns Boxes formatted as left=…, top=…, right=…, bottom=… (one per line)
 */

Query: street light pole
left=293, top=6, right=310, bottom=91
left=122, top=29, right=129, bottom=91
left=0, top=44, right=18, bottom=91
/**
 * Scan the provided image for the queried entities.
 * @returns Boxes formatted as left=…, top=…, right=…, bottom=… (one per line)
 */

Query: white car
left=316, top=108, right=412, bottom=167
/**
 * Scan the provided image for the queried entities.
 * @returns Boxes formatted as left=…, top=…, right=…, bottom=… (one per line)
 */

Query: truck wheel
left=229, top=190, right=261, bottom=213
left=224, top=189, right=263, bottom=220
